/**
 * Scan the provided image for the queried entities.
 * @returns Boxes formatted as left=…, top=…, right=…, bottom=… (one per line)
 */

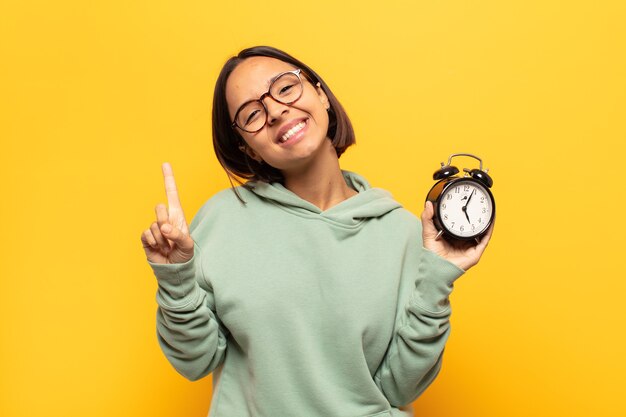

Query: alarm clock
left=425, top=153, right=495, bottom=243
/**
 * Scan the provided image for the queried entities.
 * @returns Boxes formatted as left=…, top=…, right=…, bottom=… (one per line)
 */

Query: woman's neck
left=281, top=141, right=358, bottom=211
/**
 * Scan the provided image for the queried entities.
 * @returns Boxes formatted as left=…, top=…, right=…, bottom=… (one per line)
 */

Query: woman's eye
left=279, top=85, right=293, bottom=94
left=245, top=110, right=260, bottom=125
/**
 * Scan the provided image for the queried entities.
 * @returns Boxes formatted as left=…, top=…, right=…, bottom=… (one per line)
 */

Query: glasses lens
left=235, top=72, right=303, bottom=132
left=236, top=101, right=266, bottom=132
left=270, top=72, right=302, bottom=104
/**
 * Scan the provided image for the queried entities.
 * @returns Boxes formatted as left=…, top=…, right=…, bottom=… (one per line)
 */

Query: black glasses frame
left=231, top=68, right=304, bottom=133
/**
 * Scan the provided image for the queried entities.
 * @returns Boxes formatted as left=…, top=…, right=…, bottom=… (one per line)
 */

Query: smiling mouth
left=278, top=119, right=308, bottom=143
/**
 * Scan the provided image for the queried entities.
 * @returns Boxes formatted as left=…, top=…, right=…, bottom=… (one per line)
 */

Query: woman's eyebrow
left=241, top=71, right=286, bottom=104
left=267, top=70, right=287, bottom=87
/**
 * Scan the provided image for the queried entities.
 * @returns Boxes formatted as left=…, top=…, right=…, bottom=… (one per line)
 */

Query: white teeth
left=279, top=121, right=306, bottom=143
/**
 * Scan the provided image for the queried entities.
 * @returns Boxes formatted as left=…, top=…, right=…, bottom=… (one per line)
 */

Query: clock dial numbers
left=438, top=180, right=493, bottom=238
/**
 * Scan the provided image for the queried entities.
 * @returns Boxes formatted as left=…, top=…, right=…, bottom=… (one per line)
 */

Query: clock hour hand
left=462, top=189, right=475, bottom=224
left=463, top=207, right=470, bottom=224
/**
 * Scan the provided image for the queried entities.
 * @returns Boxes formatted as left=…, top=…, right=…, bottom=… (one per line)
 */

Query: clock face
left=438, top=180, right=493, bottom=238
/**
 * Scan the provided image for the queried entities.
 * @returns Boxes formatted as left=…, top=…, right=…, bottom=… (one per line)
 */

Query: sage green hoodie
left=148, top=170, right=465, bottom=417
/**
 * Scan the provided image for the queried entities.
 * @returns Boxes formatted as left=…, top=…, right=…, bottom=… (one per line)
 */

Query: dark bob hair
left=211, top=45, right=356, bottom=203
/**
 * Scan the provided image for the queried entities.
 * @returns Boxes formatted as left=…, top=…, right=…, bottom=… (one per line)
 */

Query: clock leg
left=435, top=230, right=444, bottom=241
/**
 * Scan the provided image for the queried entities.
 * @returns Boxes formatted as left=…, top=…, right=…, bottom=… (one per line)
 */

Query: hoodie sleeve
left=373, top=222, right=465, bottom=407
left=147, top=215, right=229, bottom=382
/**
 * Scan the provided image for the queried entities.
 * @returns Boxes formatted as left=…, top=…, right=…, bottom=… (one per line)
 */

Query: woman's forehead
left=234, top=56, right=295, bottom=82
left=226, top=57, right=297, bottom=114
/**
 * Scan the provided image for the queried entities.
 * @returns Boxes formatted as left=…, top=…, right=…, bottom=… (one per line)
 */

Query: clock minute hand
left=465, top=189, right=475, bottom=207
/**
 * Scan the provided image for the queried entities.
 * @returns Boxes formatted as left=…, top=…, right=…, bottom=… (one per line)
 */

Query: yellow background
left=1, top=0, right=624, bottom=416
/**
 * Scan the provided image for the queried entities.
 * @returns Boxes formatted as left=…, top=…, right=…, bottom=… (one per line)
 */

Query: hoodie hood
left=244, top=170, right=402, bottom=227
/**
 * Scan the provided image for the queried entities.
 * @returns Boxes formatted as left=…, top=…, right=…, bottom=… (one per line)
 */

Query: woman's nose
left=262, top=95, right=289, bottom=124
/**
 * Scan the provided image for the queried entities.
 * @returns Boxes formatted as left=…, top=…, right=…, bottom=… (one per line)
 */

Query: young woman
left=141, top=46, right=494, bottom=417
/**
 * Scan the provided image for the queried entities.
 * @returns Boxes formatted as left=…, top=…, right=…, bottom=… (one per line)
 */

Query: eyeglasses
left=231, top=68, right=304, bottom=133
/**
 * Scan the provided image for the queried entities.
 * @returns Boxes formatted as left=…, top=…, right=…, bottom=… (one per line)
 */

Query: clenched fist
left=421, top=200, right=494, bottom=271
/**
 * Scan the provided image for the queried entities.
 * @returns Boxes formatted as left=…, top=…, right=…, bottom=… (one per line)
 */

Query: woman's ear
left=239, top=143, right=263, bottom=163
left=315, top=82, right=330, bottom=110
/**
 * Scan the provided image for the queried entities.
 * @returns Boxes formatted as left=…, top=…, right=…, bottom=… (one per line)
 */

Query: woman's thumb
left=160, top=223, right=194, bottom=251
left=421, top=201, right=439, bottom=238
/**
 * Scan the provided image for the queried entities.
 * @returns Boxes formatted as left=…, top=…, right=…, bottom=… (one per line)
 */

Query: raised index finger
left=162, top=162, right=182, bottom=209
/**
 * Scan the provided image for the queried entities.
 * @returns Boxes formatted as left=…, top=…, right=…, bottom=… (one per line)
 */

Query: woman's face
left=225, top=56, right=331, bottom=173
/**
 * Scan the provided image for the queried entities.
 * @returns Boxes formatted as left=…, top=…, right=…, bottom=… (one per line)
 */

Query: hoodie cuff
left=147, top=254, right=199, bottom=308
left=410, top=248, right=466, bottom=314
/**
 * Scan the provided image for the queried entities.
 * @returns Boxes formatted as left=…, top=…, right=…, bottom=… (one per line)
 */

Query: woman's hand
left=421, top=201, right=494, bottom=271
left=141, top=162, right=195, bottom=265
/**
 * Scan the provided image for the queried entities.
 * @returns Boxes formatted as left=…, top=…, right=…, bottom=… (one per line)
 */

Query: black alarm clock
left=425, top=153, right=495, bottom=243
